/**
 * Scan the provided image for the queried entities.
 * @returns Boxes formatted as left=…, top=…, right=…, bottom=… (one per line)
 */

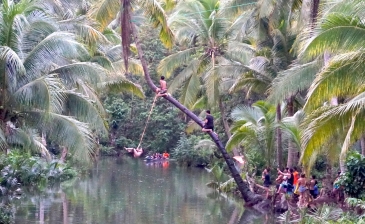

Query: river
left=12, top=157, right=266, bottom=224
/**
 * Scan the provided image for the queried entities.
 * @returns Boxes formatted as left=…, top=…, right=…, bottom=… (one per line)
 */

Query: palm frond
left=50, top=62, right=109, bottom=87
left=167, top=59, right=198, bottom=93
left=13, top=74, right=65, bottom=113
left=225, top=42, right=255, bottom=64
left=226, top=128, right=256, bottom=152
left=300, top=102, right=363, bottom=171
left=179, top=73, right=201, bottom=108
left=0, top=46, right=26, bottom=94
left=204, top=65, right=220, bottom=106
left=158, top=47, right=199, bottom=78
left=301, top=13, right=365, bottom=59
left=269, top=59, right=322, bottom=103
left=305, top=51, right=365, bottom=111
left=21, top=20, right=58, bottom=55
left=112, top=58, right=144, bottom=76
left=141, top=0, right=174, bottom=48
left=62, top=90, right=107, bottom=135
left=6, top=128, right=31, bottom=149
left=75, top=79, right=106, bottom=118
left=231, top=105, right=263, bottom=124
left=191, top=96, right=208, bottom=110
left=93, top=0, right=120, bottom=30
left=220, top=0, right=256, bottom=17
left=72, top=22, right=109, bottom=46
left=90, top=55, right=114, bottom=69
left=27, top=111, right=95, bottom=163
left=102, top=78, right=145, bottom=99
left=23, top=32, right=90, bottom=81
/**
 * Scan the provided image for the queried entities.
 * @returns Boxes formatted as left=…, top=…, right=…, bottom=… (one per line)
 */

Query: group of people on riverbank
left=261, top=167, right=320, bottom=207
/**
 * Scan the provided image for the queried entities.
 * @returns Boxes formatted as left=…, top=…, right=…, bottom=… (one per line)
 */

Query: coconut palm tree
left=298, top=0, right=365, bottom=172
left=0, top=0, right=144, bottom=162
left=226, top=101, right=278, bottom=166
left=157, top=0, right=260, bottom=141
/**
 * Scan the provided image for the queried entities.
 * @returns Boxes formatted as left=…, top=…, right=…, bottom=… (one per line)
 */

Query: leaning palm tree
left=109, top=0, right=267, bottom=205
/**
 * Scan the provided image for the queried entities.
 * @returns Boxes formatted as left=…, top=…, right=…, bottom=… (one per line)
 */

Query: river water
left=13, top=157, right=265, bottom=224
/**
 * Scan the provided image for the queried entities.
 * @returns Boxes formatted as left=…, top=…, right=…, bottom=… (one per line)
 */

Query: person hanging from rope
left=156, top=76, right=168, bottom=97
left=202, top=110, right=218, bottom=136
left=133, top=148, right=143, bottom=157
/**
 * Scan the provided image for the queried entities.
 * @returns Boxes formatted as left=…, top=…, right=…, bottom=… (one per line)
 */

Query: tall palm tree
left=158, top=0, right=257, bottom=141
left=298, top=0, right=365, bottom=172
left=226, top=101, right=277, bottom=166
left=226, top=4, right=296, bottom=168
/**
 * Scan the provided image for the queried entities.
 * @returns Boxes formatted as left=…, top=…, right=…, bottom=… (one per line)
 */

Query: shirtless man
left=309, top=175, right=318, bottom=198
left=156, top=76, right=168, bottom=97
left=297, top=173, right=307, bottom=205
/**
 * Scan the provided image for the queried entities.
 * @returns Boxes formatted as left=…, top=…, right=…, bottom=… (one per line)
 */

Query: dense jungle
left=1, top=0, right=365, bottom=223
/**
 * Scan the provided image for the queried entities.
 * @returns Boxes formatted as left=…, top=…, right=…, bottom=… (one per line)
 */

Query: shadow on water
left=11, top=157, right=267, bottom=224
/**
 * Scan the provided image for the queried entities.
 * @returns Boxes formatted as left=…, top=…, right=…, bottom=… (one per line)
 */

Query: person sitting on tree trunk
left=156, top=76, right=168, bottom=97
left=202, top=110, right=217, bottom=136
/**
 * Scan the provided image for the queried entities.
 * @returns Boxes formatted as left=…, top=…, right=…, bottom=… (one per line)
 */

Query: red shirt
left=293, top=171, right=299, bottom=185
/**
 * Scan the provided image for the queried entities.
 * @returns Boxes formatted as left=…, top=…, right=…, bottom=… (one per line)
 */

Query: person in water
left=162, top=151, right=169, bottom=159
left=202, top=110, right=217, bottom=136
left=156, top=76, right=168, bottom=97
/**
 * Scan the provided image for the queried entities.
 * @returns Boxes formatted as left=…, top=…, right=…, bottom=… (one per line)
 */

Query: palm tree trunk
left=218, top=98, right=239, bottom=156
left=218, top=99, right=231, bottom=138
left=286, top=97, right=297, bottom=168
left=131, top=23, right=264, bottom=205
left=39, top=200, right=44, bottom=224
left=62, top=192, right=69, bottom=224
left=311, top=0, right=320, bottom=26
left=276, top=103, right=283, bottom=168
left=361, top=135, right=365, bottom=156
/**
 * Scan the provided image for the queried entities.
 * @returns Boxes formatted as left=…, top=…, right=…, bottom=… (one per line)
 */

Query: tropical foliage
left=172, top=133, right=214, bottom=166
left=3, top=0, right=365, bottom=220
left=0, top=150, right=76, bottom=194
left=337, top=152, right=365, bottom=198
left=0, top=0, right=143, bottom=163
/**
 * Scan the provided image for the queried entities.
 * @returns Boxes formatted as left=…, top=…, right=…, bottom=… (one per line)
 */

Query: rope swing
left=136, top=95, right=158, bottom=149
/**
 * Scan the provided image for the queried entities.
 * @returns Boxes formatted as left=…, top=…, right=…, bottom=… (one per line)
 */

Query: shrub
left=172, top=133, right=213, bottom=166
left=0, top=151, right=77, bottom=193
left=338, top=152, right=365, bottom=198
left=0, top=203, right=14, bottom=224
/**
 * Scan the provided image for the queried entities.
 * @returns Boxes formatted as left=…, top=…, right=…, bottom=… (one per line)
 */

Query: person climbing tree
left=202, top=110, right=217, bottom=136
left=156, top=76, right=168, bottom=97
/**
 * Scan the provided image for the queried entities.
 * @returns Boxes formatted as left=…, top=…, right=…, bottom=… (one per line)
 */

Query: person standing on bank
left=202, top=110, right=217, bottom=136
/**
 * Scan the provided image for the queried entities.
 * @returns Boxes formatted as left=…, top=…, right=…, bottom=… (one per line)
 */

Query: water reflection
left=13, top=157, right=265, bottom=224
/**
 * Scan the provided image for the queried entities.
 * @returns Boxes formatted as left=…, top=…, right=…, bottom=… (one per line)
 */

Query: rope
left=137, top=95, right=158, bottom=149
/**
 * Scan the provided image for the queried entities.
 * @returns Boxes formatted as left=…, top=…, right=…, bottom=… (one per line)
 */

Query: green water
left=12, top=157, right=265, bottom=224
